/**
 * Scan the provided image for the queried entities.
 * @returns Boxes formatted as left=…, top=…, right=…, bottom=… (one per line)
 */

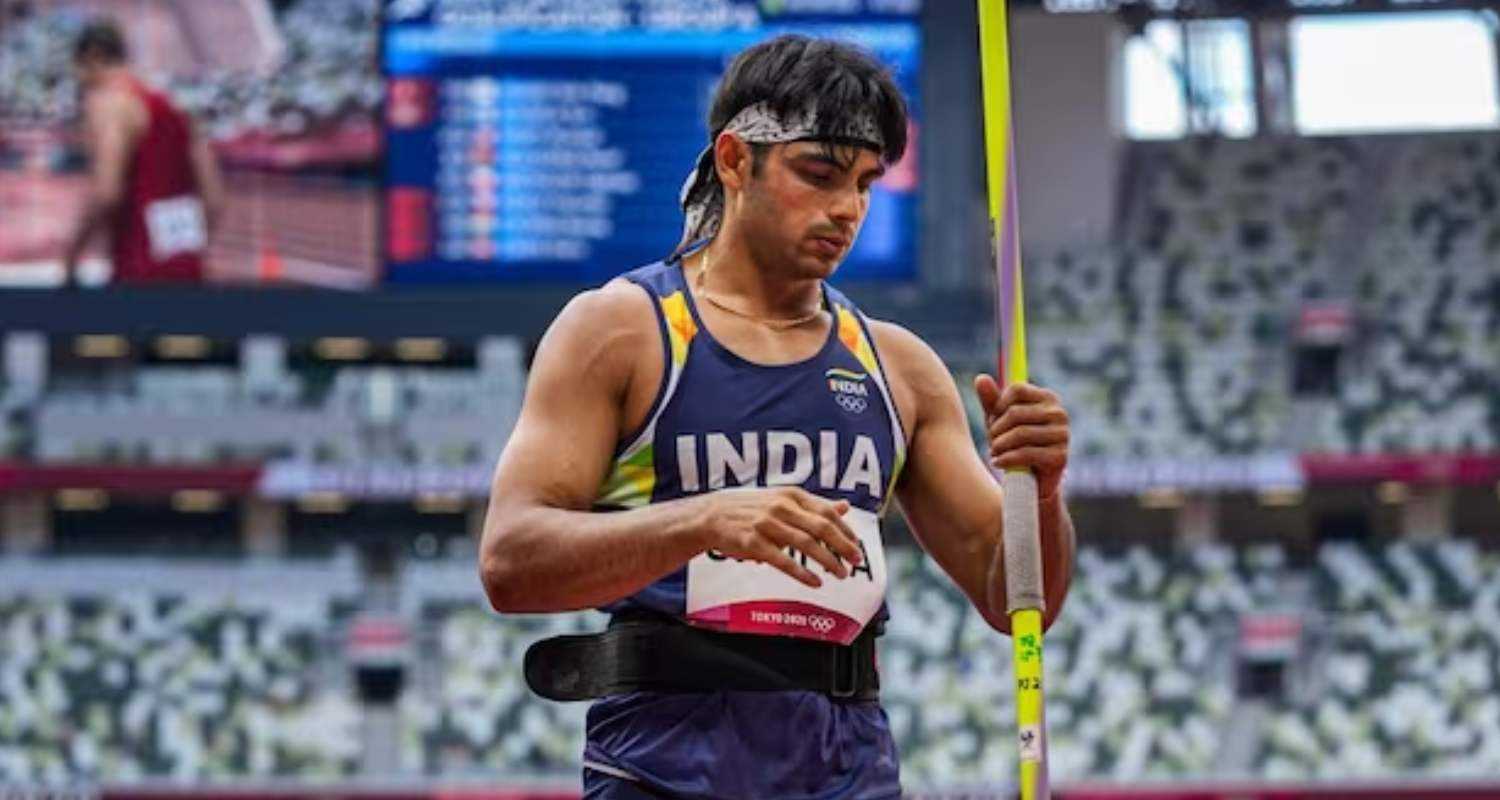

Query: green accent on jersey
left=598, top=443, right=656, bottom=508
left=879, top=450, right=906, bottom=517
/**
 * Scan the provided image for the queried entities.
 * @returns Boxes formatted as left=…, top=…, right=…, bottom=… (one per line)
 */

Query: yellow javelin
left=977, top=1, right=1050, bottom=798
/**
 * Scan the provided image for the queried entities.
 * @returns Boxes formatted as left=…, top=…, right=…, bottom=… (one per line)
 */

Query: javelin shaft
left=976, top=2, right=1050, bottom=799
left=977, top=1, right=1027, bottom=389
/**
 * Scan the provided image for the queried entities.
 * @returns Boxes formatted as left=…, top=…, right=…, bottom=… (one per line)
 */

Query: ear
left=713, top=131, right=753, bottom=193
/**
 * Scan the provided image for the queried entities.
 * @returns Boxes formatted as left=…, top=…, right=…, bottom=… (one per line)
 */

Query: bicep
left=895, top=372, right=1003, bottom=566
left=487, top=289, right=643, bottom=515
left=888, top=343, right=1006, bottom=623
left=84, top=99, right=132, bottom=204
left=188, top=124, right=224, bottom=201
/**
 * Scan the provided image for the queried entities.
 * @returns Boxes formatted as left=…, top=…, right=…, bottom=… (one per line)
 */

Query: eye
left=800, top=167, right=835, bottom=186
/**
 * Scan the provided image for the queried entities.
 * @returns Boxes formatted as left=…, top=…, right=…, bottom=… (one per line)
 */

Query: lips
left=812, top=235, right=848, bottom=256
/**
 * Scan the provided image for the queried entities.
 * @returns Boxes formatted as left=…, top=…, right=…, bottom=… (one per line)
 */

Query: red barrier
left=0, top=462, right=262, bottom=495
left=1300, top=452, right=1500, bottom=485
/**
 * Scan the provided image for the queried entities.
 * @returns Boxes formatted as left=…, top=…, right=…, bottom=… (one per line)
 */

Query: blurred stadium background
left=2, top=0, right=1499, bottom=797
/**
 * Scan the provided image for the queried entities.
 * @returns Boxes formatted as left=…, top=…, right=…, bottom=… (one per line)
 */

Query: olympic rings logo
left=809, top=615, right=836, bottom=634
left=834, top=394, right=868, bottom=414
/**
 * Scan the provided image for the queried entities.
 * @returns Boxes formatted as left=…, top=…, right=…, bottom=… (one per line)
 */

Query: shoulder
left=865, top=318, right=950, bottom=390
left=864, top=317, right=957, bottom=434
left=83, top=86, right=131, bottom=120
left=561, top=276, right=655, bottom=321
left=83, top=85, right=145, bottom=135
left=547, top=277, right=657, bottom=354
left=535, top=277, right=660, bottom=385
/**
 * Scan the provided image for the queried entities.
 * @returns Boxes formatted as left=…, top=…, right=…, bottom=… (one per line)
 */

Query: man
left=480, top=35, right=1075, bottom=799
left=63, top=20, right=223, bottom=285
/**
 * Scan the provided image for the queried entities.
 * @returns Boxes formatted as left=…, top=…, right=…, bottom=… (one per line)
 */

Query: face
left=724, top=138, right=885, bottom=280
left=73, top=56, right=105, bottom=92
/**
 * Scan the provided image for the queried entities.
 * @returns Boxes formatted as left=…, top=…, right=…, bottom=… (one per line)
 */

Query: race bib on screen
left=144, top=196, right=207, bottom=260
left=685, top=504, right=886, bottom=645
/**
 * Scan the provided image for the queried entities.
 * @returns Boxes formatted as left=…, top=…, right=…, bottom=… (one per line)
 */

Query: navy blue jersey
left=582, top=259, right=907, bottom=799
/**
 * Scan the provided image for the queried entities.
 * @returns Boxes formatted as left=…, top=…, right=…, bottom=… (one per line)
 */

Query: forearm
left=191, top=134, right=226, bottom=235
left=1036, top=489, right=1075, bottom=629
left=63, top=198, right=111, bottom=267
left=199, top=182, right=225, bottom=236
left=975, top=486, right=1075, bottom=635
left=204, top=198, right=225, bottom=238
left=479, top=497, right=706, bottom=613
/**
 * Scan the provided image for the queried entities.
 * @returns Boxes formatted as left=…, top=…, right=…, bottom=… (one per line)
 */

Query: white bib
left=143, top=196, right=207, bottom=260
left=685, top=504, right=886, bottom=645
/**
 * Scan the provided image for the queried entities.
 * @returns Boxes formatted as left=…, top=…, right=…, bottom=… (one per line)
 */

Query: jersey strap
left=595, top=267, right=697, bottom=509
left=826, top=287, right=908, bottom=516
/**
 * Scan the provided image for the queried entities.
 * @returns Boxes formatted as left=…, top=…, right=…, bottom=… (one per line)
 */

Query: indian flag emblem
left=826, top=367, right=870, bottom=414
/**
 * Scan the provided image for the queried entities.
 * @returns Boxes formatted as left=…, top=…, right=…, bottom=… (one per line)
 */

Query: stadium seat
left=1027, top=134, right=1498, bottom=459
left=28, top=359, right=522, bottom=468
left=0, top=557, right=362, bottom=782
left=1259, top=540, right=1500, bottom=777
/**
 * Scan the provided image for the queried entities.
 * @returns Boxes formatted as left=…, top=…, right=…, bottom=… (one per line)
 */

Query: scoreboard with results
left=381, top=0, right=922, bottom=285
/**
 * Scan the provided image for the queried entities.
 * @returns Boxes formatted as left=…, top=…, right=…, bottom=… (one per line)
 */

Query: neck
left=93, top=66, right=131, bottom=88
left=688, top=236, right=822, bottom=322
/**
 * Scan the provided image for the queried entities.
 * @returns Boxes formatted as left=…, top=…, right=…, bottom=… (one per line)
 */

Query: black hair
left=709, top=34, right=909, bottom=168
left=73, top=19, right=128, bottom=64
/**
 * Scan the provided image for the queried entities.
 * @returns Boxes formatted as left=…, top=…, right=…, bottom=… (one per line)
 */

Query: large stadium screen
left=380, top=0, right=922, bottom=285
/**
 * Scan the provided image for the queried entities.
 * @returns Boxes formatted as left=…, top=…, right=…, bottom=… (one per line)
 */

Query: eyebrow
left=792, top=150, right=886, bottom=182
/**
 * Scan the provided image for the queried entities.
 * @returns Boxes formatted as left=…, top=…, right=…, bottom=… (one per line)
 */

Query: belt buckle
left=830, top=644, right=858, bottom=699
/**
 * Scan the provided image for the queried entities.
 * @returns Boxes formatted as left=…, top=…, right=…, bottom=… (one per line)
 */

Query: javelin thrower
left=481, top=33, right=1076, bottom=798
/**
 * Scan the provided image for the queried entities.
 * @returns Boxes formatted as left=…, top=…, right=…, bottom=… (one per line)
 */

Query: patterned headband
left=671, top=101, right=885, bottom=260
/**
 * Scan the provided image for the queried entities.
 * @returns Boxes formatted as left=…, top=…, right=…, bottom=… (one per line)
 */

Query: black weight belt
left=524, top=610, right=881, bottom=702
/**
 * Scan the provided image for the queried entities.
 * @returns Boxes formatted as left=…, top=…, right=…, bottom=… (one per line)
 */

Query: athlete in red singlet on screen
left=63, top=20, right=224, bottom=286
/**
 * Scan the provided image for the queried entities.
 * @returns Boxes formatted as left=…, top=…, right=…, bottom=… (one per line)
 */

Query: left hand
left=973, top=376, right=1070, bottom=501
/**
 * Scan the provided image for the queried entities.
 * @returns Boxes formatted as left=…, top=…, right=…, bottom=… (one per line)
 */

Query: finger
left=993, top=446, right=1069, bottom=472
left=752, top=538, right=823, bottom=588
left=785, top=491, right=861, bottom=554
left=770, top=503, right=859, bottom=570
left=811, top=499, right=861, bottom=557
left=987, top=403, right=1067, bottom=439
left=757, top=516, right=848, bottom=578
left=989, top=426, right=1070, bottom=458
left=973, top=373, right=1003, bottom=415
left=997, top=382, right=1057, bottom=414
left=778, top=503, right=862, bottom=567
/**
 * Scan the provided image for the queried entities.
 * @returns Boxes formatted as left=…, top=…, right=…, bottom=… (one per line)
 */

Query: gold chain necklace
left=693, top=250, right=825, bottom=331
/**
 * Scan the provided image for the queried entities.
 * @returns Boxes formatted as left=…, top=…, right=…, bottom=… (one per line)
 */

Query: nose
left=828, top=185, right=864, bottom=226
